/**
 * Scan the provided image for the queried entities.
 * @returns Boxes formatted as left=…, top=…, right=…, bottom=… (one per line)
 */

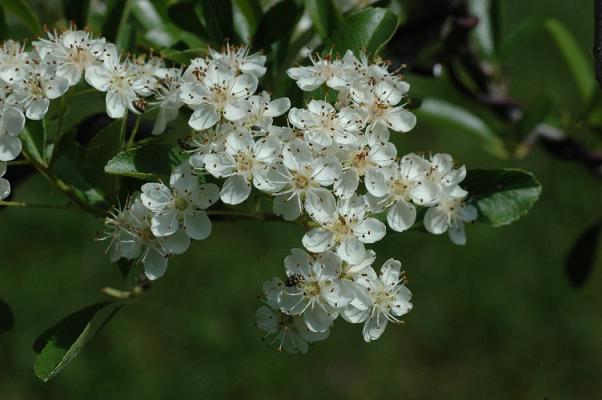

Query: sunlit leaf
left=463, top=169, right=542, bottom=227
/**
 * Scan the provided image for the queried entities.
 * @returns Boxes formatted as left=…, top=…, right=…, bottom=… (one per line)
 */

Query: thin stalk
left=7, top=159, right=31, bottom=166
left=119, top=111, right=129, bottom=150
left=0, top=200, right=78, bottom=211
left=55, top=95, right=67, bottom=140
left=207, top=209, right=283, bottom=221
left=127, top=114, right=142, bottom=148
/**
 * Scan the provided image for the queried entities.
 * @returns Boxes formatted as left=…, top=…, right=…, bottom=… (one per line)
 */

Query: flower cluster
left=0, top=26, right=478, bottom=354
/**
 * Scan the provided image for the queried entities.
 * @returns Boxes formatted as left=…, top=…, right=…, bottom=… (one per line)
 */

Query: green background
left=1, top=0, right=601, bottom=399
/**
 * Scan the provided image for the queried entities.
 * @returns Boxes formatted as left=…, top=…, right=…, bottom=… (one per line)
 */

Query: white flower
left=0, top=161, right=10, bottom=199
left=243, top=91, right=290, bottom=133
left=365, top=153, right=438, bottom=232
left=183, top=122, right=232, bottom=169
left=334, top=138, right=397, bottom=199
left=287, top=53, right=347, bottom=91
left=302, top=195, right=386, bottom=264
left=209, top=44, right=267, bottom=77
left=352, top=80, right=416, bottom=133
left=288, top=100, right=364, bottom=148
left=425, top=153, right=468, bottom=198
left=204, top=130, right=282, bottom=204
left=85, top=44, right=146, bottom=118
left=101, top=194, right=190, bottom=280
left=180, top=65, right=258, bottom=130
left=33, top=28, right=107, bottom=86
left=270, top=138, right=342, bottom=221
left=424, top=195, right=477, bottom=245
left=0, top=89, right=26, bottom=161
left=140, top=163, right=219, bottom=240
left=151, top=68, right=184, bottom=135
left=9, top=64, right=69, bottom=120
left=343, top=259, right=412, bottom=342
left=279, top=249, right=353, bottom=332
left=256, top=277, right=329, bottom=353
left=0, top=40, right=30, bottom=83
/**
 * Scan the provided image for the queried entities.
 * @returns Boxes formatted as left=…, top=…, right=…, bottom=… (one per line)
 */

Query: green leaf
left=253, top=0, right=301, bottom=49
left=20, top=121, right=46, bottom=166
left=33, top=302, right=122, bottom=382
left=160, top=48, right=206, bottom=65
left=416, top=98, right=508, bottom=158
left=323, top=7, right=398, bottom=56
left=198, top=0, right=235, bottom=43
left=104, top=144, right=186, bottom=180
left=234, top=0, right=262, bottom=35
left=50, top=131, right=108, bottom=208
left=305, top=0, right=341, bottom=39
left=84, top=119, right=123, bottom=197
left=565, top=220, right=602, bottom=288
left=463, top=169, right=542, bottom=227
left=62, top=0, right=90, bottom=27
left=0, top=298, right=14, bottom=335
left=0, top=0, right=41, bottom=34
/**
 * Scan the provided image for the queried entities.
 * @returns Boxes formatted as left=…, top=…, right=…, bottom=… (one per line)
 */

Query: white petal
left=302, top=228, right=335, bottom=253
left=224, top=99, right=249, bottom=121
left=220, top=174, right=251, bottom=205
left=44, top=76, right=69, bottom=99
left=192, top=183, right=220, bottom=209
left=303, top=305, right=334, bottom=333
left=160, top=228, right=190, bottom=254
left=424, top=206, right=450, bottom=235
left=0, top=135, right=22, bottom=161
left=364, top=168, right=390, bottom=197
left=105, top=91, right=126, bottom=119
left=204, top=153, right=236, bottom=177
left=312, top=156, right=341, bottom=186
left=380, top=258, right=402, bottom=286
left=448, top=221, right=467, bottom=246
left=143, top=248, right=168, bottom=280
left=334, top=169, right=359, bottom=199
left=189, top=104, right=220, bottom=130
left=354, top=218, right=386, bottom=243
left=84, top=66, right=111, bottom=92
left=1, top=107, right=25, bottom=135
left=337, top=237, right=366, bottom=265
left=26, top=98, right=50, bottom=120
left=282, top=139, right=312, bottom=171
left=266, top=98, right=291, bottom=117
left=386, top=200, right=416, bottom=232
left=183, top=211, right=212, bottom=240
left=363, top=313, right=388, bottom=342
left=305, top=189, right=336, bottom=224
left=140, top=182, right=172, bottom=211
left=273, top=193, right=302, bottom=221
left=230, top=73, right=258, bottom=97
left=151, top=210, right=179, bottom=237
left=0, top=177, right=10, bottom=199
left=385, top=108, right=416, bottom=132
left=253, top=135, right=281, bottom=163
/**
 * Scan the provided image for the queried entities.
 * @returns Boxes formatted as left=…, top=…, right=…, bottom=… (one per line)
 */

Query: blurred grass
left=1, top=0, right=601, bottom=399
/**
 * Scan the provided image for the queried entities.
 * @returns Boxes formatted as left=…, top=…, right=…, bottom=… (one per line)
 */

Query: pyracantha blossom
left=85, top=44, right=148, bottom=118
left=287, top=53, right=347, bottom=91
left=0, top=40, right=31, bottom=83
left=140, top=163, right=220, bottom=240
left=365, top=153, right=438, bottom=232
left=101, top=195, right=190, bottom=280
left=302, top=195, right=386, bottom=264
left=0, top=161, right=9, bottom=199
left=342, top=258, right=412, bottom=342
left=209, top=44, right=267, bottom=77
left=33, top=27, right=107, bottom=86
left=179, top=65, right=258, bottom=130
left=279, top=249, right=353, bottom=332
left=183, top=123, right=231, bottom=169
left=204, top=130, right=282, bottom=204
left=9, top=63, right=69, bottom=120
left=256, top=277, right=329, bottom=353
left=151, top=68, right=184, bottom=135
left=424, top=195, right=477, bottom=245
left=0, top=88, right=26, bottom=161
left=270, top=138, right=342, bottom=221
left=242, top=91, right=291, bottom=134
left=288, top=100, right=365, bottom=148
left=425, top=153, right=468, bottom=199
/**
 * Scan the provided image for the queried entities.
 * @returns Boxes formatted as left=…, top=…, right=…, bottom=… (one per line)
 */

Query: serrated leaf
left=565, top=220, right=602, bottom=288
left=105, top=144, right=186, bottom=180
left=253, top=0, right=301, bottom=49
left=463, top=169, right=542, bottom=227
left=33, top=302, right=122, bottom=382
left=0, top=298, right=14, bottom=335
left=416, top=98, right=508, bottom=158
left=0, top=0, right=41, bottom=34
left=323, top=7, right=399, bottom=56
left=305, top=0, right=341, bottom=39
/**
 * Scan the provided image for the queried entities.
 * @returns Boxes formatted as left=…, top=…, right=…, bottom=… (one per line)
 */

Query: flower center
left=331, top=217, right=353, bottom=241
left=236, top=152, right=254, bottom=172
left=351, top=149, right=373, bottom=175
left=391, top=179, right=409, bottom=198
left=293, top=173, right=310, bottom=189
left=174, top=197, right=189, bottom=211
left=303, top=281, right=322, bottom=297
left=139, top=226, right=155, bottom=241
